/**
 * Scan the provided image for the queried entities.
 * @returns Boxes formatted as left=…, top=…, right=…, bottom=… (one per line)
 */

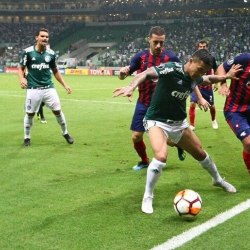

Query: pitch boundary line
left=151, top=199, right=250, bottom=250
left=0, top=93, right=226, bottom=110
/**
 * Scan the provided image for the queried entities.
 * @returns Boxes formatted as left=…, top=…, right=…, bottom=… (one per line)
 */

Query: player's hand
left=219, top=84, right=230, bottom=96
left=226, top=64, right=242, bottom=80
left=113, top=86, right=134, bottom=102
left=119, top=66, right=130, bottom=80
left=20, top=78, right=27, bottom=89
left=64, top=85, right=72, bottom=94
left=197, top=98, right=210, bottom=112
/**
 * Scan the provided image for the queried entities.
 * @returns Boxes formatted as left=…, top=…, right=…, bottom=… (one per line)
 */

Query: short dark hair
left=149, top=26, right=166, bottom=37
left=36, top=28, right=49, bottom=36
left=192, top=49, right=213, bottom=68
left=197, top=40, right=209, bottom=47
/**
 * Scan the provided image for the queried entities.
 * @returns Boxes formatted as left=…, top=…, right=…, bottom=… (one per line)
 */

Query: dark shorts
left=224, top=111, right=250, bottom=141
left=190, top=89, right=214, bottom=105
left=130, top=101, right=148, bottom=132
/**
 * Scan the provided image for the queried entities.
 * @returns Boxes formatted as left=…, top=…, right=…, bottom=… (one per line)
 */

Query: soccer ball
left=173, top=189, right=202, bottom=218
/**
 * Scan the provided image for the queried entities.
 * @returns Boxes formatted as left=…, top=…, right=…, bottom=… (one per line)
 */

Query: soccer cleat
left=190, top=125, right=195, bottom=131
left=212, top=120, right=219, bottom=129
left=177, top=147, right=186, bottom=161
left=63, top=133, right=74, bottom=144
left=23, top=138, right=31, bottom=147
left=132, top=161, right=149, bottom=171
left=40, top=118, right=47, bottom=124
left=213, top=178, right=237, bottom=193
left=141, top=196, right=153, bottom=214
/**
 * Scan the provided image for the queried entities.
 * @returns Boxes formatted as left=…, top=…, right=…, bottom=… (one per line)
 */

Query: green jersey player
left=18, top=28, right=74, bottom=146
left=114, top=49, right=242, bottom=214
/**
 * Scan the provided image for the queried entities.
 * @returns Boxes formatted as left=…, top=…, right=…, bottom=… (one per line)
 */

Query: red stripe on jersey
left=225, top=64, right=250, bottom=112
left=137, top=50, right=173, bottom=106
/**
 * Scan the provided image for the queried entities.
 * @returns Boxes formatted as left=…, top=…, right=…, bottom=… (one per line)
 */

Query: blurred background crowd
left=0, top=0, right=249, bottom=67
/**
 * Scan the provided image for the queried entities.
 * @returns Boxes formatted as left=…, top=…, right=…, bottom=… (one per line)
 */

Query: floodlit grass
left=0, top=73, right=249, bottom=250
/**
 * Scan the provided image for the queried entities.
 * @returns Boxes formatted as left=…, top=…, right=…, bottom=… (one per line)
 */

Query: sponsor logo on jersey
left=32, top=57, right=36, bottom=61
left=31, top=63, right=50, bottom=70
left=159, top=67, right=174, bottom=75
left=171, top=90, right=190, bottom=100
left=226, top=59, right=234, bottom=65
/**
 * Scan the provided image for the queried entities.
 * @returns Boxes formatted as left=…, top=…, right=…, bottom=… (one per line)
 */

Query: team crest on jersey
left=45, top=55, right=51, bottom=63
left=226, top=58, right=234, bottom=65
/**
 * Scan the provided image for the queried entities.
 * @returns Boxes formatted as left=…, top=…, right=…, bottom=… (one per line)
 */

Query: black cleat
left=177, top=146, right=186, bottom=161
left=24, top=138, right=31, bottom=147
left=63, top=134, right=74, bottom=144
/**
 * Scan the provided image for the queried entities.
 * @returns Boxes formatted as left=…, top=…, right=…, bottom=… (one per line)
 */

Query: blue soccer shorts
left=224, top=111, right=250, bottom=141
left=190, top=88, right=214, bottom=105
left=130, top=100, right=148, bottom=132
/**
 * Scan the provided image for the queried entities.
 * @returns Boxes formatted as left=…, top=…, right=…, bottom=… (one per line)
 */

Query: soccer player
left=18, top=28, right=74, bottom=146
left=37, top=102, right=47, bottom=124
left=189, top=40, right=219, bottom=130
left=217, top=53, right=250, bottom=175
left=114, top=49, right=241, bottom=214
left=119, top=26, right=186, bottom=171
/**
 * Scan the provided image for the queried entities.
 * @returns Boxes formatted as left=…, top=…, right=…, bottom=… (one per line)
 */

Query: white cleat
left=141, top=196, right=153, bottom=214
left=190, top=125, right=195, bottom=131
left=212, top=120, right=219, bottom=129
left=213, top=178, right=237, bottom=193
left=41, top=119, right=47, bottom=124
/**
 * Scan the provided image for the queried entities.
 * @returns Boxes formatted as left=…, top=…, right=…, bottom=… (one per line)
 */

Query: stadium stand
left=0, top=0, right=249, bottom=67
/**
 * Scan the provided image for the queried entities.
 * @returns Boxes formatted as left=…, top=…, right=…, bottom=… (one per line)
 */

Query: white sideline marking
left=151, top=199, right=250, bottom=250
left=0, top=93, right=225, bottom=110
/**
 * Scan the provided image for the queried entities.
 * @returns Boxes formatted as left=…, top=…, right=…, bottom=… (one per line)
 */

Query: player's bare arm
left=216, top=64, right=230, bottom=96
left=53, top=68, right=72, bottom=94
left=113, top=67, right=157, bottom=101
left=202, top=64, right=242, bottom=84
left=18, top=66, right=27, bottom=89
left=193, top=86, right=210, bottom=112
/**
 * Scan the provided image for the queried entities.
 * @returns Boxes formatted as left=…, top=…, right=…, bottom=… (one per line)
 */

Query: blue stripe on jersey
left=129, top=49, right=179, bottom=106
left=223, top=53, right=250, bottom=113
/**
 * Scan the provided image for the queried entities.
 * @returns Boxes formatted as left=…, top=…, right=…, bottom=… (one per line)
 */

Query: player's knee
left=132, top=131, right=143, bottom=142
left=154, top=152, right=167, bottom=163
left=52, top=110, right=61, bottom=116
left=27, top=113, right=35, bottom=117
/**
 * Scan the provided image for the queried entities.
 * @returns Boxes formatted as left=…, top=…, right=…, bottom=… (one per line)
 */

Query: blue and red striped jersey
left=129, top=49, right=179, bottom=106
left=223, top=53, right=250, bottom=112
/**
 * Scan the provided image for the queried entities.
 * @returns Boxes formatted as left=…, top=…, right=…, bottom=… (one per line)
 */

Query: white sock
left=144, top=158, right=166, bottom=198
left=55, top=111, right=68, bottom=135
left=199, top=152, right=222, bottom=183
left=24, top=114, right=33, bottom=139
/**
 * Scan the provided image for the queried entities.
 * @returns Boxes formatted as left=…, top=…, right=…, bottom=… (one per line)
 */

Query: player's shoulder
left=235, top=52, right=250, bottom=61
left=226, top=52, right=250, bottom=66
left=46, top=48, right=55, bottom=56
left=135, top=49, right=149, bottom=57
left=162, top=49, right=179, bottom=62
left=162, top=49, right=177, bottom=57
left=155, top=62, right=182, bottom=75
left=24, top=46, right=34, bottom=53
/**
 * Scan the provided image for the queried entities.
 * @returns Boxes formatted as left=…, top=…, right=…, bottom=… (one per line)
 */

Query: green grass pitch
left=0, top=73, right=249, bottom=250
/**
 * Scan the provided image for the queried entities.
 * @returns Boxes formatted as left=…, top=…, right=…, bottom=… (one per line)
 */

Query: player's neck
left=35, top=44, right=46, bottom=53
